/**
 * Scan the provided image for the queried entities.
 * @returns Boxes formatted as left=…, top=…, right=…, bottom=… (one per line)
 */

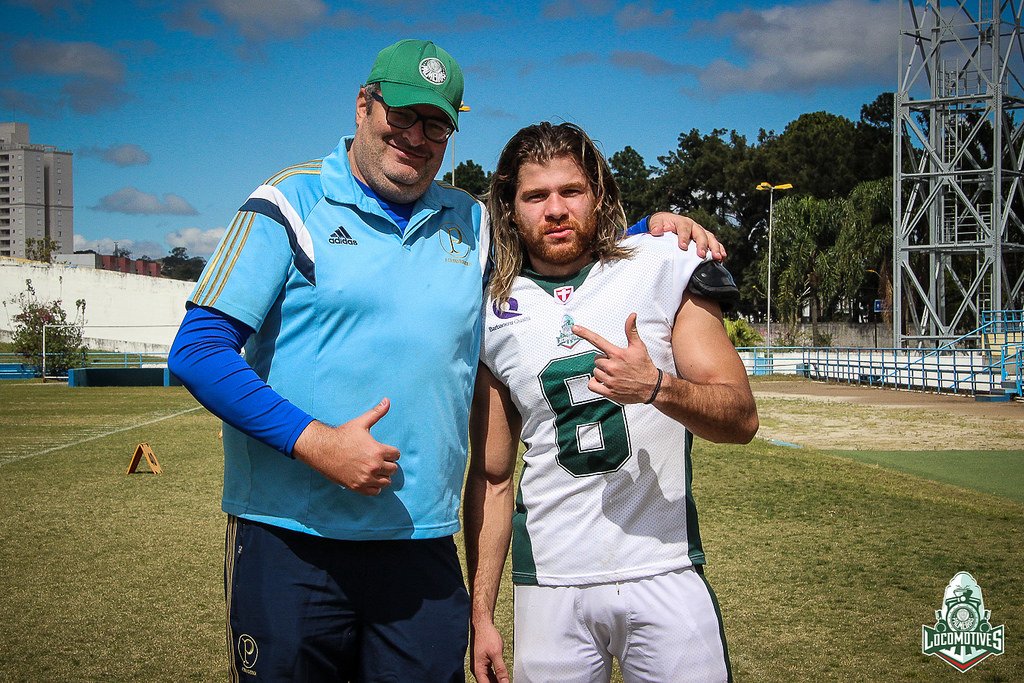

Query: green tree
left=764, top=196, right=849, bottom=344
left=836, top=177, right=893, bottom=322
left=5, top=279, right=87, bottom=375
left=654, top=129, right=765, bottom=316
left=441, top=160, right=491, bottom=197
left=856, top=92, right=894, bottom=181
left=24, top=237, right=60, bottom=263
left=656, top=128, right=757, bottom=223
left=160, top=247, right=207, bottom=281
left=760, top=112, right=862, bottom=200
left=609, top=146, right=656, bottom=224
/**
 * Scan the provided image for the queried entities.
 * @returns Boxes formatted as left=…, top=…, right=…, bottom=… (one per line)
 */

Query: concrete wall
left=0, top=258, right=193, bottom=353
left=752, top=321, right=894, bottom=348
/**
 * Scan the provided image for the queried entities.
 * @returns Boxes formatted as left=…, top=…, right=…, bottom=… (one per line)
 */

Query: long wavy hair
left=486, top=122, right=631, bottom=303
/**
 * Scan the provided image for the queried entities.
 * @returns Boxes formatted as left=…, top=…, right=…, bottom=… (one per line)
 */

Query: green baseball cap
left=365, top=39, right=465, bottom=131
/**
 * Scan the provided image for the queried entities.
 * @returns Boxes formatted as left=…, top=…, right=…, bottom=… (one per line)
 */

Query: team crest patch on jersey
left=554, top=285, right=574, bottom=303
left=439, top=225, right=470, bottom=265
left=557, top=314, right=581, bottom=348
left=420, top=58, right=447, bottom=84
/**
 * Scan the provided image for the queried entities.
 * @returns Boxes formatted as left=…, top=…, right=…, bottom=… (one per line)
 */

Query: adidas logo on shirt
left=329, top=226, right=358, bottom=246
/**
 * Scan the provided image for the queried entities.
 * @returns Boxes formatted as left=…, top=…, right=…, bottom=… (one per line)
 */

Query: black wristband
left=644, top=368, right=664, bottom=404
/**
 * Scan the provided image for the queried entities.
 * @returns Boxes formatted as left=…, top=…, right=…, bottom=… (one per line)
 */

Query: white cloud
left=10, top=39, right=130, bottom=114
left=8, top=0, right=84, bottom=17
left=558, top=52, right=601, bottom=67
left=691, top=0, right=897, bottom=93
left=542, top=0, right=614, bottom=19
left=479, top=107, right=517, bottom=120
left=72, top=235, right=164, bottom=259
left=163, top=5, right=217, bottom=37
left=0, top=88, right=52, bottom=118
left=80, top=144, right=151, bottom=167
left=211, top=0, right=329, bottom=39
left=616, top=1, right=675, bottom=31
left=12, top=39, right=124, bottom=82
left=92, top=187, right=198, bottom=215
left=165, top=227, right=226, bottom=258
left=610, top=51, right=692, bottom=76
left=60, top=79, right=131, bottom=115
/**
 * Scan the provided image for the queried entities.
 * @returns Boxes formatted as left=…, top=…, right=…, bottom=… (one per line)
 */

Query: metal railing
left=980, top=309, right=1024, bottom=331
left=0, top=351, right=169, bottom=379
left=1002, top=343, right=1023, bottom=394
left=737, top=345, right=1016, bottom=397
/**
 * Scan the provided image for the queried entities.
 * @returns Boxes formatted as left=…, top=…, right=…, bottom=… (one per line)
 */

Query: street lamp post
left=755, top=182, right=793, bottom=353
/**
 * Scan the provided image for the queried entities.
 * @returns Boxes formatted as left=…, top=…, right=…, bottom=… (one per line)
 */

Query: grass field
left=0, top=380, right=1021, bottom=681
left=831, top=450, right=1024, bottom=505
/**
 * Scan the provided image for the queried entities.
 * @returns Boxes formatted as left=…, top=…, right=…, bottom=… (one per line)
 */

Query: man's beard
left=519, top=213, right=599, bottom=271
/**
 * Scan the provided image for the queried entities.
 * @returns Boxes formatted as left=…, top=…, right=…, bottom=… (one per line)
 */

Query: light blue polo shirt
left=190, top=136, right=488, bottom=540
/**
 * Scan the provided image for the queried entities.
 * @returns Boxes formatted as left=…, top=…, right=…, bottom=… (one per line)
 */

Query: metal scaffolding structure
left=895, top=0, right=1024, bottom=347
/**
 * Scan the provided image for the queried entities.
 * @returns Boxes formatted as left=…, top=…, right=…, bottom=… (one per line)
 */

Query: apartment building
left=0, top=122, right=73, bottom=258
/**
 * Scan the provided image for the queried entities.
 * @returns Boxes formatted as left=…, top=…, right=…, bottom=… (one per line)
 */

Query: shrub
left=6, top=279, right=87, bottom=376
left=724, top=318, right=763, bottom=347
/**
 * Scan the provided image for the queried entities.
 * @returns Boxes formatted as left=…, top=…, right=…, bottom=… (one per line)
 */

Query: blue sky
left=2, top=0, right=898, bottom=259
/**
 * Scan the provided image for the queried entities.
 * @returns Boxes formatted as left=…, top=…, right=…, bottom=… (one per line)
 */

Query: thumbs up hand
left=572, top=313, right=663, bottom=405
left=292, top=398, right=401, bottom=495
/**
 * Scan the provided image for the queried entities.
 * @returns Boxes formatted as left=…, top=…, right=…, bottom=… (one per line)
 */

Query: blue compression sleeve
left=625, top=215, right=650, bottom=236
left=168, top=305, right=314, bottom=456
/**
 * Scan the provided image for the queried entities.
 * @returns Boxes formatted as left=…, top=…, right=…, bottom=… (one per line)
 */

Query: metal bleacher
left=740, top=310, right=1024, bottom=402
left=0, top=362, right=39, bottom=380
left=0, top=352, right=169, bottom=381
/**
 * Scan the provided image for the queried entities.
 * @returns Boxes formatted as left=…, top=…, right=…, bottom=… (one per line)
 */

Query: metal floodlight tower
left=895, top=0, right=1024, bottom=347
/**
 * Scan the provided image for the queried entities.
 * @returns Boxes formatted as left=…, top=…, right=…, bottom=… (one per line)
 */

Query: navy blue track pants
left=225, top=515, right=469, bottom=682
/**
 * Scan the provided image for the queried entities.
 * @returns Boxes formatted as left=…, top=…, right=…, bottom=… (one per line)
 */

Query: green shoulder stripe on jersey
left=264, top=159, right=322, bottom=186
left=521, top=261, right=596, bottom=298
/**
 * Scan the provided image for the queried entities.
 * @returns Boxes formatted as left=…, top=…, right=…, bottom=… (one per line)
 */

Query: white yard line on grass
left=0, top=406, right=203, bottom=467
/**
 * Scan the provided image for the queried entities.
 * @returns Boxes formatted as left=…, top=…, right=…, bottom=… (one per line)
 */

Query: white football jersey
left=481, top=235, right=710, bottom=586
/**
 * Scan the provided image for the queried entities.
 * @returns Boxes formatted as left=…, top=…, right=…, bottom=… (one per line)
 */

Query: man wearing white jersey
left=465, top=122, right=758, bottom=683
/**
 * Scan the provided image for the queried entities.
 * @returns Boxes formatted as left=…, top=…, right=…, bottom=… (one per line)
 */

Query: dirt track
left=751, top=377, right=1024, bottom=451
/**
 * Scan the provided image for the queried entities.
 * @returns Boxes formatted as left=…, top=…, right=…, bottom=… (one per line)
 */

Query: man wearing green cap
left=170, top=38, right=720, bottom=680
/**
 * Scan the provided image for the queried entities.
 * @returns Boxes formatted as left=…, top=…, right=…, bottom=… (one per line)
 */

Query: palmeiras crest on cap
left=420, top=58, right=447, bottom=84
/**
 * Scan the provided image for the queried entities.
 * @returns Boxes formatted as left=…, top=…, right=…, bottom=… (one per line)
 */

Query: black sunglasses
left=369, top=91, right=455, bottom=143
